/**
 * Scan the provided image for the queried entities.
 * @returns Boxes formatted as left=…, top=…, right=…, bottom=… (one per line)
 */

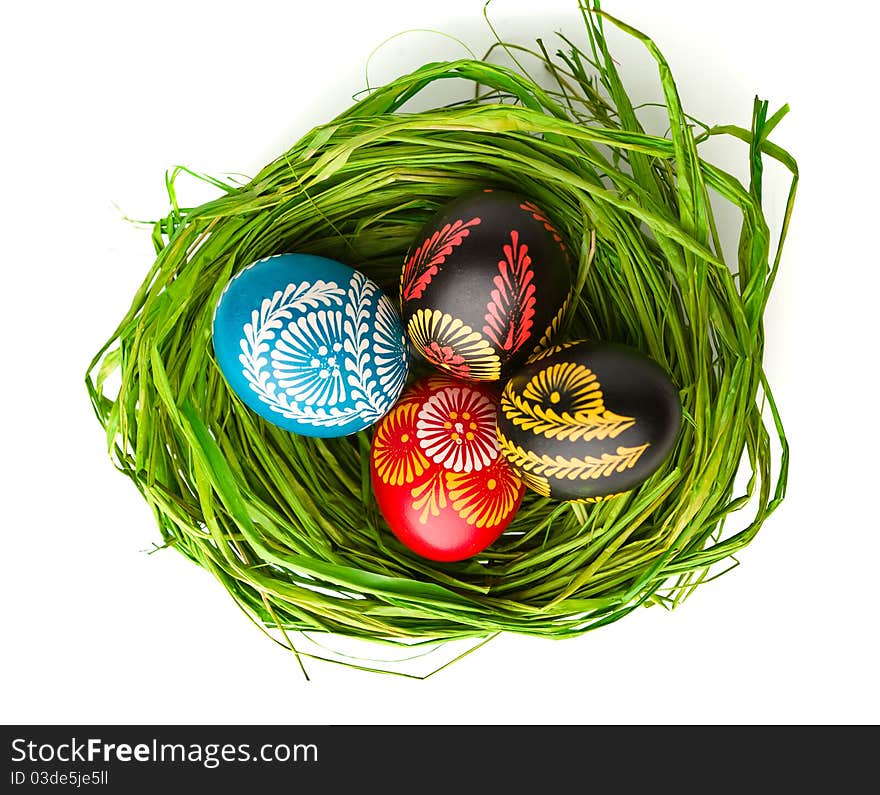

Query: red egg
left=370, top=375, right=525, bottom=561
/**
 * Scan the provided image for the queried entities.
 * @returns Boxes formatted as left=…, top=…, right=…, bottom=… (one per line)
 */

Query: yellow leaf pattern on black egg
left=525, top=339, right=580, bottom=364
left=571, top=492, right=626, bottom=504
left=407, top=308, right=501, bottom=381
left=529, top=296, right=570, bottom=358
left=497, top=429, right=649, bottom=483
left=501, top=362, right=636, bottom=442
left=498, top=431, right=550, bottom=496
left=517, top=468, right=552, bottom=497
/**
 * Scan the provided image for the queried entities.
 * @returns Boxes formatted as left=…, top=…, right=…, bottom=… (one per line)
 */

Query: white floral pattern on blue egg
left=272, top=310, right=347, bottom=407
left=213, top=253, right=409, bottom=437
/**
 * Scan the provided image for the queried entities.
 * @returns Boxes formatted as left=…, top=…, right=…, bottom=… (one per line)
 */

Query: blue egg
left=213, top=253, right=410, bottom=437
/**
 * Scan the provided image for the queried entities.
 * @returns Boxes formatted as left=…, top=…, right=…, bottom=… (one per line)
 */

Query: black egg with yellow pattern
left=496, top=339, right=682, bottom=501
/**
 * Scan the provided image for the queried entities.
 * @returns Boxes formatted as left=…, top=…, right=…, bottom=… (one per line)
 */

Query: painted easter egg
left=213, top=253, right=409, bottom=437
left=496, top=340, right=681, bottom=501
left=400, top=189, right=571, bottom=381
left=370, top=375, right=525, bottom=561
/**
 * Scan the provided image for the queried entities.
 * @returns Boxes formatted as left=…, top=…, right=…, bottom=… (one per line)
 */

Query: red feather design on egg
left=401, top=216, right=481, bottom=302
left=483, top=230, right=536, bottom=353
left=520, top=200, right=566, bottom=252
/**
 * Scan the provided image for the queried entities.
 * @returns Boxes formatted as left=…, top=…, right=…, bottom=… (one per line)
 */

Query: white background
left=2, top=0, right=878, bottom=724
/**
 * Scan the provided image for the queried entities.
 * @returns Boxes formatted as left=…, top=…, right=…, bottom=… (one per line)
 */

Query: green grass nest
left=86, top=4, right=794, bottom=675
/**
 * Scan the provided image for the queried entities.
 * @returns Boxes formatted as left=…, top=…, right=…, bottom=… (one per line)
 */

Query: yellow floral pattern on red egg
left=410, top=467, right=449, bottom=526
left=446, top=459, right=523, bottom=529
left=371, top=380, right=523, bottom=540
left=371, top=401, right=429, bottom=487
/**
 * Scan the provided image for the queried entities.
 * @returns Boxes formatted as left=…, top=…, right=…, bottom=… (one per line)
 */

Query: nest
left=86, top=6, right=794, bottom=675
